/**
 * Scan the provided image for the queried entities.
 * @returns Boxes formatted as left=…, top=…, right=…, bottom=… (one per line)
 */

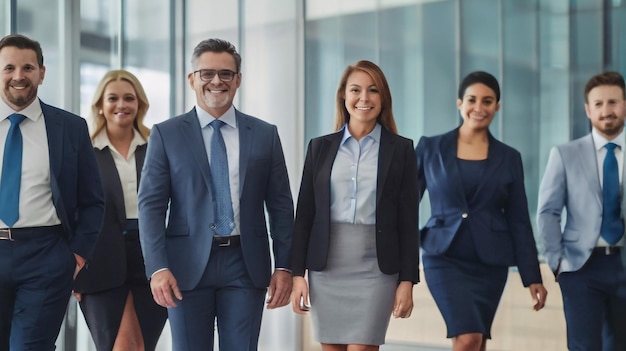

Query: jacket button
left=461, top=213, right=468, bottom=218
left=210, top=224, right=216, bottom=230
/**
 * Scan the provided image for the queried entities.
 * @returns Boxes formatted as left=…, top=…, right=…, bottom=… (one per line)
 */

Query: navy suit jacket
left=416, top=128, right=541, bottom=286
left=41, top=101, right=104, bottom=259
left=291, top=127, right=420, bottom=283
left=74, top=144, right=146, bottom=293
left=138, top=108, right=294, bottom=291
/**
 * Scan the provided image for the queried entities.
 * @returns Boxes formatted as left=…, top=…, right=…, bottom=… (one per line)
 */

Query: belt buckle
left=0, top=228, right=14, bottom=241
left=218, top=238, right=231, bottom=247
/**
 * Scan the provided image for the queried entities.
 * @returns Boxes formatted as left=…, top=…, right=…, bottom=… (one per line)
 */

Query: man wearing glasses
left=138, top=38, right=294, bottom=351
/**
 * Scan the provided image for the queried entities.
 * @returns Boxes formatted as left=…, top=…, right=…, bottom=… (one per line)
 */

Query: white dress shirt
left=93, top=128, right=147, bottom=219
left=0, top=98, right=61, bottom=228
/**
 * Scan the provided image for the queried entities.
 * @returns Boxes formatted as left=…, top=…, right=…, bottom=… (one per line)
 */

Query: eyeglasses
left=193, top=69, right=238, bottom=82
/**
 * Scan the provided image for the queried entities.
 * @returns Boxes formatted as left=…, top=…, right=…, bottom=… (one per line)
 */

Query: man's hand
left=266, top=270, right=292, bottom=309
left=529, top=283, right=548, bottom=311
left=150, top=269, right=182, bottom=308
left=73, top=253, right=86, bottom=280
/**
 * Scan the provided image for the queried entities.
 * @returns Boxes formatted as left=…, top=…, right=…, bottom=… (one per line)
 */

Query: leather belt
left=0, top=225, right=63, bottom=241
left=592, top=246, right=621, bottom=255
left=213, top=235, right=240, bottom=247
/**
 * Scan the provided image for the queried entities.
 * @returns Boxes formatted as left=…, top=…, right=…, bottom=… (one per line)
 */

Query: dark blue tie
left=210, top=119, right=234, bottom=235
left=0, top=114, right=26, bottom=227
left=600, top=142, right=624, bottom=244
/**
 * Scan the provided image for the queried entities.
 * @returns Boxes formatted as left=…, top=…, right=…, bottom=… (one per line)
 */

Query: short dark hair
left=191, top=38, right=241, bottom=72
left=584, top=71, right=626, bottom=102
left=0, top=34, right=44, bottom=67
left=458, top=71, right=500, bottom=102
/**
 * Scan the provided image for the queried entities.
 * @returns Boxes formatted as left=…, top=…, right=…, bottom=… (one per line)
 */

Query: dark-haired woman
left=291, top=60, right=419, bottom=351
left=415, top=71, right=547, bottom=351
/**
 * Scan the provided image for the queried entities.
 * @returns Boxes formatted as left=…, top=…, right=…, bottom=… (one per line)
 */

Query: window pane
left=124, top=0, right=171, bottom=127
left=15, top=0, right=62, bottom=106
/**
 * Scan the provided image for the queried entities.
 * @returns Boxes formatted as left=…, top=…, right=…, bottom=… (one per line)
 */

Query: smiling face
left=585, top=85, right=626, bottom=140
left=188, top=51, right=241, bottom=117
left=101, top=79, right=139, bottom=131
left=0, top=46, right=45, bottom=111
left=343, top=70, right=382, bottom=129
left=457, top=83, right=500, bottom=131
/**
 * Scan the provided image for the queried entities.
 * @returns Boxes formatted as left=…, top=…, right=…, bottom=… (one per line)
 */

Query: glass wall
left=304, top=0, right=626, bottom=235
left=80, top=0, right=172, bottom=130
left=2, top=0, right=626, bottom=349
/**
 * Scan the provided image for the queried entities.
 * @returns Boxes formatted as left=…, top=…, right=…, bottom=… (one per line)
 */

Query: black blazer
left=74, top=144, right=146, bottom=293
left=416, top=128, right=542, bottom=286
left=291, top=127, right=420, bottom=283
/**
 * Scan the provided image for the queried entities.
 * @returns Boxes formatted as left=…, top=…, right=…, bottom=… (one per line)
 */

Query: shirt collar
left=592, top=127, right=625, bottom=151
left=195, top=105, right=237, bottom=129
left=0, top=97, right=43, bottom=122
left=340, top=122, right=382, bottom=145
left=93, top=128, right=147, bottom=151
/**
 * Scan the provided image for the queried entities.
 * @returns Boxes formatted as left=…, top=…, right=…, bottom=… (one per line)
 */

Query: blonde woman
left=74, top=70, right=166, bottom=351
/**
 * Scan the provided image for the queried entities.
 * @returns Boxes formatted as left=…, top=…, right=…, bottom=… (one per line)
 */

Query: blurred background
left=2, top=0, right=624, bottom=349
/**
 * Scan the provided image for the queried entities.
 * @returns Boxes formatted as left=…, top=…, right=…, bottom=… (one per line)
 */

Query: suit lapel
left=95, top=148, right=126, bottom=225
left=440, top=129, right=468, bottom=207
left=41, top=103, right=63, bottom=180
left=578, top=135, right=602, bottom=206
left=376, top=129, right=394, bottom=206
left=470, top=133, right=506, bottom=203
left=40, top=102, right=70, bottom=232
left=135, top=144, right=146, bottom=189
left=317, top=132, right=342, bottom=207
left=237, top=111, right=253, bottom=194
left=180, top=109, right=212, bottom=191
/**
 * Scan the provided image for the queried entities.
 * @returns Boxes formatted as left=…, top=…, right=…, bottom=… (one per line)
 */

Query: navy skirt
left=423, top=253, right=508, bottom=338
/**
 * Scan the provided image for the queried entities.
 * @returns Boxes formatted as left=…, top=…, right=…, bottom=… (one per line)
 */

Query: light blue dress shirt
left=196, top=105, right=241, bottom=236
left=329, top=123, right=381, bottom=225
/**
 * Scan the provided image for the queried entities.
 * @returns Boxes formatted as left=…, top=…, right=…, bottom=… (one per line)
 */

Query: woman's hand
left=290, top=276, right=310, bottom=314
left=392, top=281, right=414, bottom=318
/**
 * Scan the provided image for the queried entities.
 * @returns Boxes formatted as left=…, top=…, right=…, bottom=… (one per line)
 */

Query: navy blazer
left=416, top=128, right=541, bottom=286
left=41, top=101, right=105, bottom=259
left=74, top=144, right=146, bottom=293
left=138, top=108, right=294, bottom=291
left=291, top=127, right=420, bottom=283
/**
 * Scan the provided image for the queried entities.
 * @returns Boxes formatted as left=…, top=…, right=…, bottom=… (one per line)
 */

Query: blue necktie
left=0, top=114, right=26, bottom=227
left=210, top=119, right=234, bottom=235
left=600, top=142, right=624, bottom=245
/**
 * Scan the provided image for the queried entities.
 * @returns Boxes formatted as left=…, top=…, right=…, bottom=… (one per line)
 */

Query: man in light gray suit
left=138, top=38, right=294, bottom=351
left=538, top=71, right=626, bottom=351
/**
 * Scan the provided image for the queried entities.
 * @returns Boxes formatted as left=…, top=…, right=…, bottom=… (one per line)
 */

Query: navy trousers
left=558, top=251, right=626, bottom=351
left=166, top=244, right=266, bottom=351
left=0, top=227, right=74, bottom=351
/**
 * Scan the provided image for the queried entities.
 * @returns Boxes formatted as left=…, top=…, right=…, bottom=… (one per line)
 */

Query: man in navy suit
left=138, top=38, right=294, bottom=351
left=0, top=34, right=105, bottom=350
left=538, top=71, right=626, bottom=351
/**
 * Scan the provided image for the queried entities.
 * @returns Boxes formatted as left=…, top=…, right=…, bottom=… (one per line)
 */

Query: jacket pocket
left=165, top=225, right=189, bottom=237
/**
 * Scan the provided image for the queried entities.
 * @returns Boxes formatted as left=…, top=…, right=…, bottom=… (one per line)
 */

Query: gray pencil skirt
left=308, top=222, right=398, bottom=345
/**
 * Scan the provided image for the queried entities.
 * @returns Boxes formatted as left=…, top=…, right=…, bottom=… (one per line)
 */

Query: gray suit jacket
left=537, top=134, right=626, bottom=274
left=138, top=107, right=294, bottom=291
